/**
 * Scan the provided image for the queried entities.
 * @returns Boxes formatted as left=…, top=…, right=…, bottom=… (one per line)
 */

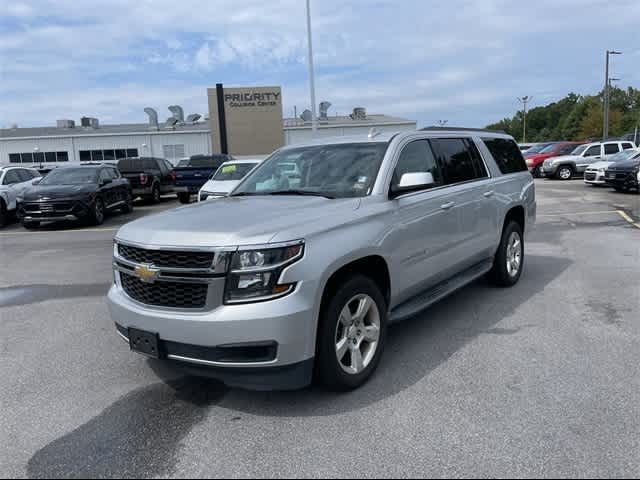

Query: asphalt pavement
left=0, top=181, right=639, bottom=478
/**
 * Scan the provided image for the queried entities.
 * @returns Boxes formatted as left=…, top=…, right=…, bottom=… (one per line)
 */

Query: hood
left=116, top=195, right=362, bottom=248
left=546, top=154, right=580, bottom=164
left=587, top=160, right=615, bottom=170
left=22, top=184, right=96, bottom=200
left=200, top=179, right=241, bottom=194
left=609, top=159, right=640, bottom=171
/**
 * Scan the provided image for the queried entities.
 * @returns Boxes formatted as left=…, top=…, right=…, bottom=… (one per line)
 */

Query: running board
left=389, top=259, right=494, bottom=323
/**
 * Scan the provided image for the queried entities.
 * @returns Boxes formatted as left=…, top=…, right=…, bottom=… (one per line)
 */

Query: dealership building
left=0, top=85, right=416, bottom=166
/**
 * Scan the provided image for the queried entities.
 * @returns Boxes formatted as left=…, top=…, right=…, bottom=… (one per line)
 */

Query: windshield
left=571, top=145, right=588, bottom=156
left=40, top=168, right=98, bottom=185
left=213, top=162, right=259, bottom=181
left=609, top=149, right=639, bottom=162
left=232, top=143, right=388, bottom=198
left=177, top=159, right=190, bottom=167
left=524, top=144, right=551, bottom=155
left=539, top=144, right=561, bottom=154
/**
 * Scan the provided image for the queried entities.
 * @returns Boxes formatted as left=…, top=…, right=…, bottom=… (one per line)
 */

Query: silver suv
left=108, top=128, right=536, bottom=391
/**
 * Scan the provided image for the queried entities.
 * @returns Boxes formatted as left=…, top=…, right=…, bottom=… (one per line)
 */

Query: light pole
left=517, top=96, right=531, bottom=143
left=603, top=50, right=622, bottom=140
left=305, top=0, right=318, bottom=134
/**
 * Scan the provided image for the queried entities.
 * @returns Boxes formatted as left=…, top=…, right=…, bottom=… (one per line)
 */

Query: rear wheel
left=120, top=191, right=134, bottom=214
left=0, top=199, right=7, bottom=228
left=489, top=221, right=524, bottom=287
left=532, top=166, right=541, bottom=178
left=178, top=192, right=191, bottom=204
left=556, top=165, right=573, bottom=180
left=316, top=275, right=387, bottom=391
left=150, top=183, right=161, bottom=204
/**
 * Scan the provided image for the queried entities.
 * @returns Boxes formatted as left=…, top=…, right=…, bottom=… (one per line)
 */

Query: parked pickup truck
left=108, top=128, right=536, bottom=391
left=117, top=157, right=176, bottom=203
left=174, top=154, right=233, bottom=204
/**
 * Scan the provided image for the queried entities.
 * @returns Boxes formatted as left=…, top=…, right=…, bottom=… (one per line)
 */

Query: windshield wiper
left=230, top=192, right=261, bottom=197
left=267, top=190, right=335, bottom=199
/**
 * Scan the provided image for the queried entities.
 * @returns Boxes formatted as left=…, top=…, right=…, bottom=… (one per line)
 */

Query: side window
left=16, top=169, right=33, bottom=182
left=431, top=138, right=483, bottom=185
left=99, top=169, right=111, bottom=184
left=584, top=146, right=601, bottom=157
left=560, top=144, right=578, bottom=155
left=481, top=137, right=527, bottom=174
left=391, top=140, right=442, bottom=191
left=3, top=170, right=21, bottom=185
left=604, top=143, right=620, bottom=155
left=156, top=159, right=169, bottom=174
left=110, top=168, right=121, bottom=179
left=622, top=143, right=635, bottom=150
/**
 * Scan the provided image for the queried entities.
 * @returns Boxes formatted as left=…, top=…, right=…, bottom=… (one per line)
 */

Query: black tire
left=91, top=198, right=105, bottom=225
left=532, top=166, right=541, bottom=178
left=614, top=187, right=628, bottom=193
left=150, top=183, right=161, bottom=204
left=489, top=221, right=524, bottom=287
left=0, top=199, right=7, bottom=228
left=120, top=191, right=134, bottom=214
left=556, top=165, right=573, bottom=180
left=22, top=221, right=40, bottom=230
left=316, top=275, right=388, bottom=391
left=178, top=192, right=191, bottom=204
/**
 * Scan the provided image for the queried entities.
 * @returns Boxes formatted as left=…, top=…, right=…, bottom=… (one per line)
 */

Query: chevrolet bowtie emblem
left=134, top=264, right=160, bottom=283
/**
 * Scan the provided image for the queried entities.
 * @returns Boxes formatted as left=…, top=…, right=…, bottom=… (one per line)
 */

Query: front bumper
left=604, top=171, right=639, bottom=189
left=18, top=200, right=90, bottom=222
left=541, top=164, right=557, bottom=177
left=107, top=278, right=319, bottom=390
left=584, top=170, right=606, bottom=184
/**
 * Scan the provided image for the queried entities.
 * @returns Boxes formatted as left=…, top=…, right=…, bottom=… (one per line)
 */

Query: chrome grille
left=584, top=172, right=597, bottom=181
left=120, top=272, right=208, bottom=309
left=23, top=202, right=73, bottom=213
left=118, top=244, right=215, bottom=269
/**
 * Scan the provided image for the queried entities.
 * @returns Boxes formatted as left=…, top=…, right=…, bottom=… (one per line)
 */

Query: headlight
left=224, top=240, right=304, bottom=304
left=16, top=196, right=24, bottom=203
left=598, top=168, right=605, bottom=173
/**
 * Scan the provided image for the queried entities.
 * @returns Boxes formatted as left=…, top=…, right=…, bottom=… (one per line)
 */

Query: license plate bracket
left=128, top=328, right=162, bottom=359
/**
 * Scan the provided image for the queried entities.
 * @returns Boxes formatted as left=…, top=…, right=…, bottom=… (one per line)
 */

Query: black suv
left=117, top=157, right=176, bottom=203
left=18, top=164, right=133, bottom=228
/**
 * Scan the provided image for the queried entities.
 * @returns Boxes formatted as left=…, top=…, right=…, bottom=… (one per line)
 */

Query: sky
left=1, top=0, right=639, bottom=129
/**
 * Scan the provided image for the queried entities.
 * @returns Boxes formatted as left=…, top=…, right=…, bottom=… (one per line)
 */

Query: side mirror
left=101, top=178, right=113, bottom=186
left=390, top=172, right=436, bottom=198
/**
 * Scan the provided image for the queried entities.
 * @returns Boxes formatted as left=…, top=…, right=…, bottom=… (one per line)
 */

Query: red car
left=525, top=142, right=586, bottom=177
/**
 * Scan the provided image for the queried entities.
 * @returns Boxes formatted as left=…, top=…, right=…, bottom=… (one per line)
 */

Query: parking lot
left=1, top=181, right=639, bottom=478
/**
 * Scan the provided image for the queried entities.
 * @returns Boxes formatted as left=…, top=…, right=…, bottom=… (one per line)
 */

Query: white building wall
left=0, top=131, right=212, bottom=165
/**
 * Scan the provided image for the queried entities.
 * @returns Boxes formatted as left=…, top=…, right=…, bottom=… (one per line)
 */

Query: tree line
left=486, top=87, right=640, bottom=142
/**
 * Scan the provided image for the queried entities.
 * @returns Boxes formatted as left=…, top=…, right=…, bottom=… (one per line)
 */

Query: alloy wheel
left=506, top=231, right=522, bottom=278
left=334, top=294, right=381, bottom=375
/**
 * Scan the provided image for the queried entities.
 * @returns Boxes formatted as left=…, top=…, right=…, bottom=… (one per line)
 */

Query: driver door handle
left=483, top=190, right=495, bottom=198
left=440, top=201, right=456, bottom=210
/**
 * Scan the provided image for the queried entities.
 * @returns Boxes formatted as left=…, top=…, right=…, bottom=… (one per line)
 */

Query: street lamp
left=305, top=0, right=318, bottom=134
left=603, top=50, right=622, bottom=140
left=517, top=96, right=532, bottom=144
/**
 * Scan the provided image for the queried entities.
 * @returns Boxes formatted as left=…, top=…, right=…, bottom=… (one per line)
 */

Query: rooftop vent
left=81, top=116, right=99, bottom=128
left=144, top=107, right=159, bottom=130
left=56, top=119, right=75, bottom=129
left=168, top=105, right=184, bottom=123
left=350, top=107, right=367, bottom=121
left=186, top=113, right=202, bottom=124
left=165, top=117, right=179, bottom=129
left=319, top=101, right=332, bottom=121
left=300, top=109, right=313, bottom=122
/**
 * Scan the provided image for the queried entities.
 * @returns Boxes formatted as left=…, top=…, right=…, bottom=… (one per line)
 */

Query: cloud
left=1, top=0, right=640, bottom=128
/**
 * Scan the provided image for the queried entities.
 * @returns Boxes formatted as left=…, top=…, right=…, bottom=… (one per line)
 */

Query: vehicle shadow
left=151, top=253, right=571, bottom=417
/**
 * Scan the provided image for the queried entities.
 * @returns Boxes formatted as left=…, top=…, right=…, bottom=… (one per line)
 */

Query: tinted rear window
left=117, top=159, right=139, bottom=171
left=482, top=138, right=528, bottom=174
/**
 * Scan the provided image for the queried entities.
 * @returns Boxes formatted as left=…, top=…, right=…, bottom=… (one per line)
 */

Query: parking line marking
left=617, top=210, right=640, bottom=229
left=0, top=227, right=118, bottom=236
left=537, top=210, right=619, bottom=217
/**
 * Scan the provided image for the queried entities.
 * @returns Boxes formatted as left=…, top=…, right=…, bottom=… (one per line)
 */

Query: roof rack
left=420, top=126, right=506, bottom=134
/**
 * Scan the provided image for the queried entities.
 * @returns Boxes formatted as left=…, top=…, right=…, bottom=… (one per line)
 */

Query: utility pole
left=603, top=50, right=622, bottom=140
left=305, top=0, right=318, bottom=134
left=517, top=96, right=531, bottom=143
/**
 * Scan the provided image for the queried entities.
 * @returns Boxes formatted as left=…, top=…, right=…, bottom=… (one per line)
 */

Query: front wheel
left=0, top=200, right=7, bottom=228
left=532, top=166, right=542, bottom=178
left=91, top=198, right=105, bottom=225
left=489, top=221, right=524, bottom=287
left=614, top=187, right=628, bottom=193
left=120, top=192, right=134, bottom=214
left=556, top=166, right=573, bottom=180
left=178, top=192, right=191, bottom=204
left=316, top=275, right=387, bottom=391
